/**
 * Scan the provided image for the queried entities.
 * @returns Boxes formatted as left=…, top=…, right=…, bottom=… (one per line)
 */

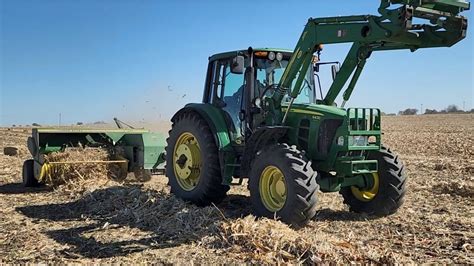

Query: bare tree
left=424, top=109, right=438, bottom=114
left=446, top=105, right=460, bottom=113
left=398, top=108, right=418, bottom=115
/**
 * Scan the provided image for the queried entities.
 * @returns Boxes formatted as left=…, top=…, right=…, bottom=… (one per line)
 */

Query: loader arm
left=273, top=0, right=469, bottom=122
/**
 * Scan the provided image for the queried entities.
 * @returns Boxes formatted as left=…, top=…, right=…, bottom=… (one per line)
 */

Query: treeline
left=398, top=105, right=474, bottom=116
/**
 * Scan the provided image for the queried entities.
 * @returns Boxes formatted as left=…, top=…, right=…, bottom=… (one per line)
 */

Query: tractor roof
left=209, top=48, right=293, bottom=61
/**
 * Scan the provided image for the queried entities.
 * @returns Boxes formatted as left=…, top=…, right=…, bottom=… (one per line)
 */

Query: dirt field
left=0, top=114, right=473, bottom=264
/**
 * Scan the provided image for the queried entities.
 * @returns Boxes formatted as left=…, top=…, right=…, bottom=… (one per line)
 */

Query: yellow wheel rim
left=173, top=132, right=201, bottom=191
left=259, top=166, right=287, bottom=212
left=351, top=173, right=380, bottom=202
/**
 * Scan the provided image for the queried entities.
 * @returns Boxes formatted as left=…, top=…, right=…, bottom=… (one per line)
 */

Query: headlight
left=337, top=136, right=344, bottom=146
left=349, top=136, right=368, bottom=146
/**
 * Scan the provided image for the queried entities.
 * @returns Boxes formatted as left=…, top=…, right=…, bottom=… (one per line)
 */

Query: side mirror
left=231, top=56, right=245, bottom=74
left=331, top=65, right=339, bottom=81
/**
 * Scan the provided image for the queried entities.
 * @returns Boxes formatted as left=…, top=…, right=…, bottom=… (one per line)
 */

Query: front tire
left=340, top=146, right=407, bottom=216
left=165, top=112, right=229, bottom=206
left=249, top=144, right=319, bottom=228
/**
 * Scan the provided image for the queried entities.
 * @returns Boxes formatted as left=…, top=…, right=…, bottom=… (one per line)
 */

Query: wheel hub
left=259, top=166, right=287, bottom=212
left=275, top=180, right=286, bottom=196
left=173, top=132, right=201, bottom=190
left=351, top=172, right=380, bottom=202
left=175, top=143, right=200, bottom=180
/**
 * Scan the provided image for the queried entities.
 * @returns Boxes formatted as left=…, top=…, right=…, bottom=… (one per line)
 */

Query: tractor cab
left=202, top=48, right=319, bottom=143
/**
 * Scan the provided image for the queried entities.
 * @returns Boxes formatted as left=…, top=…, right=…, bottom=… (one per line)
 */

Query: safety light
left=254, top=51, right=268, bottom=57
left=268, top=51, right=276, bottom=60
left=276, top=52, right=283, bottom=61
left=349, top=136, right=368, bottom=147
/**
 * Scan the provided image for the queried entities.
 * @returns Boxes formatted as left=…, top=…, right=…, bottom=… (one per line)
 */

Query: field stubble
left=0, top=114, right=472, bottom=263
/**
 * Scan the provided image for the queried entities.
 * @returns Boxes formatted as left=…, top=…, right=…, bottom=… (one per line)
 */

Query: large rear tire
left=165, top=112, right=229, bottom=206
left=340, top=146, right=407, bottom=216
left=249, top=143, right=319, bottom=228
left=23, top=159, right=40, bottom=187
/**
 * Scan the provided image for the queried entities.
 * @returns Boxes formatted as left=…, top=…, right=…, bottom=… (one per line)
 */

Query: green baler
left=22, top=128, right=166, bottom=186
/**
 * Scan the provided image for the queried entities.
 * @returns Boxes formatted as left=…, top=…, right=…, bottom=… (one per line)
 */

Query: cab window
left=209, top=58, right=245, bottom=141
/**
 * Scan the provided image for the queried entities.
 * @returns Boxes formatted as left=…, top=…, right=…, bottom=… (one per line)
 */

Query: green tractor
left=165, top=0, right=469, bottom=227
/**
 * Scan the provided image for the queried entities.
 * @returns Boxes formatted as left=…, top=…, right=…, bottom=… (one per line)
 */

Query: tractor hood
left=281, top=103, right=382, bottom=174
left=282, top=103, right=347, bottom=119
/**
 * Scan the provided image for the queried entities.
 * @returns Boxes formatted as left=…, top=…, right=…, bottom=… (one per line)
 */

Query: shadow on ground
left=14, top=184, right=363, bottom=259
left=16, top=185, right=252, bottom=259
left=314, top=208, right=368, bottom=222
left=0, top=183, right=52, bottom=194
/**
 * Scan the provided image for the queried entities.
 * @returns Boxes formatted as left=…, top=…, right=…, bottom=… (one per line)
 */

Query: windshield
left=255, top=57, right=316, bottom=104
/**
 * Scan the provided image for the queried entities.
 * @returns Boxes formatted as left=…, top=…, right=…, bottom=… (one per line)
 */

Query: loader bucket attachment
left=390, top=0, right=470, bottom=14
left=422, top=0, right=471, bottom=13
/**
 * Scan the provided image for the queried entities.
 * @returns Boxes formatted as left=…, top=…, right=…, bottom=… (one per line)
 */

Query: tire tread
left=340, top=145, right=407, bottom=216
left=165, top=112, right=229, bottom=206
left=250, top=143, right=319, bottom=228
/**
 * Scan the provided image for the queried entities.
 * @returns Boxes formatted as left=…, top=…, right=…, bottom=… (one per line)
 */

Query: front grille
left=298, top=119, right=310, bottom=150
left=318, top=119, right=343, bottom=156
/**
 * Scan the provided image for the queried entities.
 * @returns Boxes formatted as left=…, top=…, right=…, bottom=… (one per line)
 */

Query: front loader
left=165, top=0, right=470, bottom=227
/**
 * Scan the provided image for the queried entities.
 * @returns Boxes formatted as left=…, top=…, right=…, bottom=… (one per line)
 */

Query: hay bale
left=3, top=147, right=18, bottom=156
left=41, top=146, right=127, bottom=190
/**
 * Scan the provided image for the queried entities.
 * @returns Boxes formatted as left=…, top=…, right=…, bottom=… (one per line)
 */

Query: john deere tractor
left=165, top=0, right=469, bottom=227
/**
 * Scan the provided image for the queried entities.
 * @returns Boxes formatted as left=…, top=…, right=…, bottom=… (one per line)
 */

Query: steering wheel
left=253, top=84, right=279, bottom=109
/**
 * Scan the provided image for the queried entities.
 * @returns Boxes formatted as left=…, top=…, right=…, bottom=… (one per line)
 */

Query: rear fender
left=171, top=103, right=235, bottom=184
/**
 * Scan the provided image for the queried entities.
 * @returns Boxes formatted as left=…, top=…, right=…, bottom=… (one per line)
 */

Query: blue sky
left=1, top=0, right=472, bottom=126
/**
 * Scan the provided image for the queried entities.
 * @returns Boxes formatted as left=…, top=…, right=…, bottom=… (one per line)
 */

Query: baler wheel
left=22, top=159, right=40, bottom=187
left=165, top=112, right=229, bottom=206
left=340, top=146, right=407, bottom=216
left=249, top=143, right=319, bottom=228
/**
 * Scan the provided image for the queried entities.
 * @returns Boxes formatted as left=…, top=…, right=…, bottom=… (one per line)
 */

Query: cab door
left=206, top=58, right=245, bottom=143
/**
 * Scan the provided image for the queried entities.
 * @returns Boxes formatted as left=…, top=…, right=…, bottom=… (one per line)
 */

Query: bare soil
left=0, top=114, right=472, bottom=264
